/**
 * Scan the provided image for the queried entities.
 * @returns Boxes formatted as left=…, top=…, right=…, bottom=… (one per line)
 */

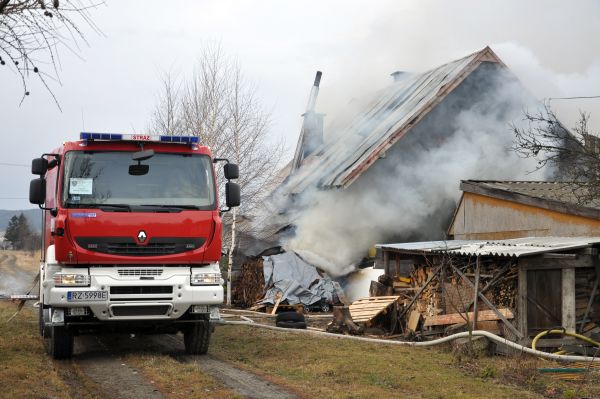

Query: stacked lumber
left=232, top=258, right=265, bottom=308
left=349, top=296, right=400, bottom=329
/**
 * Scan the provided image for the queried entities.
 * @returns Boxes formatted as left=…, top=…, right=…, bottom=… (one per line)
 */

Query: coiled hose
left=532, top=328, right=600, bottom=356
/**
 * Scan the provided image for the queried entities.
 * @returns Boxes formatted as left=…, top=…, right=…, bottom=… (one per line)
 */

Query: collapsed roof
left=281, top=46, right=509, bottom=195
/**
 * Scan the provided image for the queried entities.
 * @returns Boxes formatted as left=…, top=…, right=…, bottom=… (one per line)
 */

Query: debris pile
left=232, top=251, right=344, bottom=312
left=330, top=257, right=522, bottom=339
left=232, top=258, right=265, bottom=308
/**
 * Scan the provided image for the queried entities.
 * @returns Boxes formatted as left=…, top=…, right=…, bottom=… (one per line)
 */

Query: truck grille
left=111, top=305, right=171, bottom=317
left=117, top=268, right=163, bottom=277
left=110, top=286, right=173, bottom=295
left=75, top=237, right=205, bottom=257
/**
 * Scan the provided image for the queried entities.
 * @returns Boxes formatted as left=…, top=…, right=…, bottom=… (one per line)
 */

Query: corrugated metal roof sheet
left=282, top=47, right=505, bottom=194
left=376, top=236, right=600, bottom=258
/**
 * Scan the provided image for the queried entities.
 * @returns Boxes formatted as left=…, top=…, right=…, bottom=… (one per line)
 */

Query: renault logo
left=137, top=230, right=147, bottom=243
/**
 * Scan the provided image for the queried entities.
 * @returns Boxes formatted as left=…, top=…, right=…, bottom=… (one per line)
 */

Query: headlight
left=53, top=273, right=90, bottom=287
left=191, top=272, right=221, bottom=285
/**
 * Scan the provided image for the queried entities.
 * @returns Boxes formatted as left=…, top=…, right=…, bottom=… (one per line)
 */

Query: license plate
left=67, top=291, right=107, bottom=302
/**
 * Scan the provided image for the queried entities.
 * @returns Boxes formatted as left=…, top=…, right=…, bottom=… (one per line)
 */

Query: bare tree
left=0, top=0, right=102, bottom=108
left=148, top=46, right=283, bottom=304
left=512, top=103, right=600, bottom=204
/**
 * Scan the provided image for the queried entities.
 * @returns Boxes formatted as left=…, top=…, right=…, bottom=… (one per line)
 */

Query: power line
left=0, top=162, right=28, bottom=167
left=548, top=95, right=600, bottom=100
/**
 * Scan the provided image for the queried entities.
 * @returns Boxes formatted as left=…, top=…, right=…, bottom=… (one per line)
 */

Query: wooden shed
left=375, top=237, right=600, bottom=346
left=449, top=181, right=600, bottom=240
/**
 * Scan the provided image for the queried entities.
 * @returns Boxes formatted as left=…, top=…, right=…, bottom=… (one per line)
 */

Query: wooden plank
left=580, top=275, right=599, bottom=333
left=521, top=256, right=594, bottom=270
left=473, top=257, right=480, bottom=326
left=270, top=292, right=283, bottom=315
left=383, top=251, right=390, bottom=276
left=424, top=308, right=514, bottom=327
left=407, top=310, right=421, bottom=332
left=562, top=268, right=576, bottom=333
left=518, top=265, right=528, bottom=337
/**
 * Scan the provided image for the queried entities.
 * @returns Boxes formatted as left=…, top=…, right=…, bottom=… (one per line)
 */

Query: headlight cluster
left=53, top=273, right=90, bottom=287
left=190, top=272, right=221, bottom=285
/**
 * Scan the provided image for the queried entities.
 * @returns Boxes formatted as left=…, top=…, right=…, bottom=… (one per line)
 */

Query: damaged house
left=265, top=46, right=545, bottom=272
left=233, top=46, right=552, bottom=309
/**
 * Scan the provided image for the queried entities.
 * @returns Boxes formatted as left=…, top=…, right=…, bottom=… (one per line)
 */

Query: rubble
left=232, top=251, right=344, bottom=312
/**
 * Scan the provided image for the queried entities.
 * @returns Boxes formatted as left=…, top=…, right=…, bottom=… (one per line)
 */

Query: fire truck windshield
left=61, top=151, right=216, bottom=210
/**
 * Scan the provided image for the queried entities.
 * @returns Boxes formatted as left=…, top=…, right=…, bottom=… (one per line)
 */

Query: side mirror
left=224, top=163, right=239, bottom=180
left=32, top=158, right=48, bottom=175
left=29, top=178, right=46, bottom=205
left=225, top=182, right=240, bottom=208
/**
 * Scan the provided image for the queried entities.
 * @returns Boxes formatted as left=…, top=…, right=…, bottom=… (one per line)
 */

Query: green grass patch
left=211, top=325, right=600, bottom=399
left=0, top=302, right=101, bottom=399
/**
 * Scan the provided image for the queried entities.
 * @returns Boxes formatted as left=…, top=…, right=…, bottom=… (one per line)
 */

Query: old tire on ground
left=184, top=320, right=211, bottom=355
left=49, top=325, right=74, bottom=360
left=275, top=311, right=305, bottom=323
left=276, top=320, right=307, bottom=329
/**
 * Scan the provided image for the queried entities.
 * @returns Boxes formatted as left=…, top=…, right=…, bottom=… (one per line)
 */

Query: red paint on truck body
left=42, top=139, right=222, bottom=265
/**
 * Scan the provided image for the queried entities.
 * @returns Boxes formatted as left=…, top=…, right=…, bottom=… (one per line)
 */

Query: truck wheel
left=38, top=304, right=44, bottom=336
left=183, top=320, right=211, bottom=355
left=49, top=325, right=74, bottom=360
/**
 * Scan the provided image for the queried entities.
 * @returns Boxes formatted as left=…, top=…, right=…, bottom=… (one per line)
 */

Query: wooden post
left=395, top=255, right=401, bottom=278
left=472, top=256, right=480, bottom=329
left=517, top=265, right=528, bottom=339
left=561, top=267, right=576, bottom=333
left=383, top=251, right=390, bottom=277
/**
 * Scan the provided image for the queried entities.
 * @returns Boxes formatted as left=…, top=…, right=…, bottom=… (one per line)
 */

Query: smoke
left=282, top=63, right=547, bottom=278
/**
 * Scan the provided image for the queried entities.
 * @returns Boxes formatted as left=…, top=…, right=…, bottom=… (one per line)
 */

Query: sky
left=1, top=0, right=600, bottom=210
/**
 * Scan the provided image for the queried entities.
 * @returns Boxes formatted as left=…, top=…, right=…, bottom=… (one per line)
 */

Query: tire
left=184, top=320, right=211, bottom=355
left=38, top=304, right=44, bottom=337
left=276, top=320, right=307, bottom=329
left=320, top=303, right=331, bottom=313
left=49, top=325, right=74, bottom=360
left=275, top=311, right=305, bottom=323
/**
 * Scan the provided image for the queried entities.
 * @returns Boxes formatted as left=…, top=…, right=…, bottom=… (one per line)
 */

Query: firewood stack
left=232, top=258, right=266, bottom=308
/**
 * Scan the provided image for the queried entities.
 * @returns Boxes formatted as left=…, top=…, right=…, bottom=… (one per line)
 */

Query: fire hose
left=531, top=328, right=600, bottom=355
left=216, top=320, right=600, bottom=363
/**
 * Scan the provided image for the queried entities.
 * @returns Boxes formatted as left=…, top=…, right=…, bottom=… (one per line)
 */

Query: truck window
left=61, top=151, right=216, bottom=210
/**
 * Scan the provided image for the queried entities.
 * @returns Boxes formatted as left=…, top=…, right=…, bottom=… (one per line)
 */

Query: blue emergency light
left=80, top=132, right=199, bottom=144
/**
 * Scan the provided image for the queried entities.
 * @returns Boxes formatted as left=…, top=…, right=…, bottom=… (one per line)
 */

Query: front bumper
left=43, top=266, right=223, bottom=321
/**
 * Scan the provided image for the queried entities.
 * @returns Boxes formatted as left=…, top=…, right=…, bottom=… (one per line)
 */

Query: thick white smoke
left=283, top=67, right=547, bottom=278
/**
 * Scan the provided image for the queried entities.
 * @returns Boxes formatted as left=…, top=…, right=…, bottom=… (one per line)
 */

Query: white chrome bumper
left=43, top=266, right=223, bottom=321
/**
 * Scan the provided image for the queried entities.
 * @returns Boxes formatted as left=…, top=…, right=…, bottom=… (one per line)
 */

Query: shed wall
left=450, top=193, right=600, bottom=240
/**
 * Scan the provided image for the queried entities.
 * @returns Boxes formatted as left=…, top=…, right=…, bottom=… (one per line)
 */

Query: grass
left=125, top=353, right=240, bottom=399
left=0, top=302, right=102, bottom=399
left=210, top=325, right=600, bottom=399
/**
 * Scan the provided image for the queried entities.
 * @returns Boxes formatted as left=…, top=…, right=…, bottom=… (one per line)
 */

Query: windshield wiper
left=140, top=204, right=200, bottom=211
left=96, top=204, right=132, bottom=212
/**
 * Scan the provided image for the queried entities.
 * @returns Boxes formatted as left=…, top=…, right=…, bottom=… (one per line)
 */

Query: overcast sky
left=1, top=0, right=600, bottom=210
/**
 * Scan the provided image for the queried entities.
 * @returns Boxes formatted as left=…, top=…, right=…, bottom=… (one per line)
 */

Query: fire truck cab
left=29, top=132, right=240, bottom=359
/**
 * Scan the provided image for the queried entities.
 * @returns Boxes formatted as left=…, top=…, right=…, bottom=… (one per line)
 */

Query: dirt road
left=0, top=251, right=37, bottom=295
left=73, top=333, right=297, bottom=399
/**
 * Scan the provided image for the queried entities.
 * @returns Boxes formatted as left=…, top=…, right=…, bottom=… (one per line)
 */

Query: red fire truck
left=29, top=132, right=240, bottom=359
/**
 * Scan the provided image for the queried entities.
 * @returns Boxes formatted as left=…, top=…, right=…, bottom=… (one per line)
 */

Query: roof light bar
left=80, top=132, right=199, bottom=144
